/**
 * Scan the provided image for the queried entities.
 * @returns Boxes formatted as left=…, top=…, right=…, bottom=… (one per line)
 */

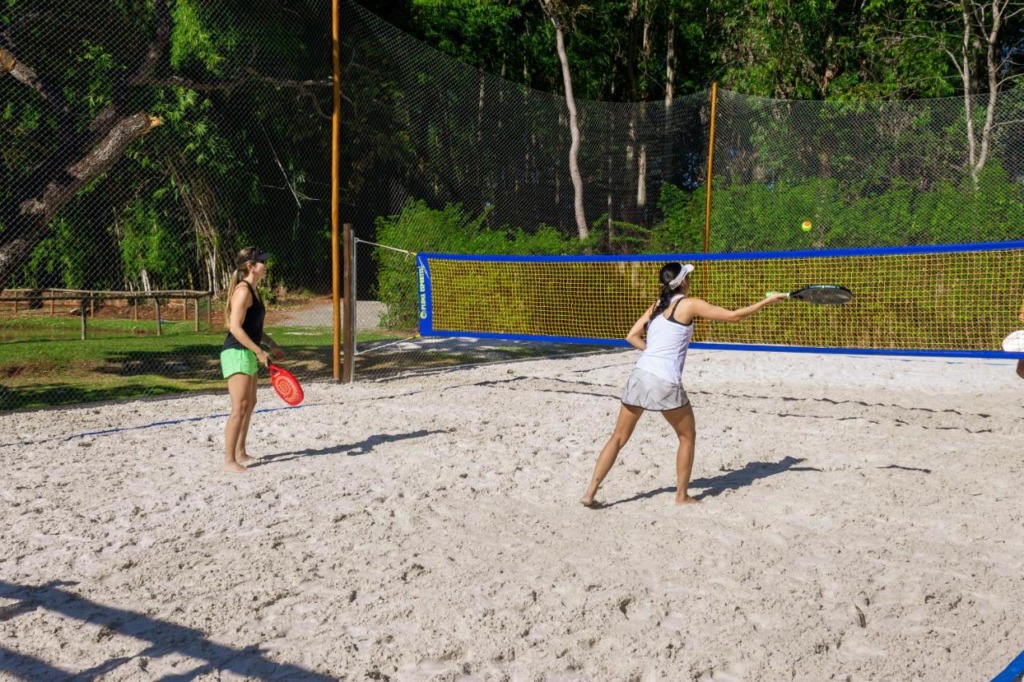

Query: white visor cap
left=668, top=263, right=695, bottom=289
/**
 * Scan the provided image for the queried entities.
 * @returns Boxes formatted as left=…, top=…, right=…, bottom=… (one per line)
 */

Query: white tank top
left=635, top=295, right=694, bottom=383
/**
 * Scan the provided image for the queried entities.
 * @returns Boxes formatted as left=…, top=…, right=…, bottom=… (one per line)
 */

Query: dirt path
left=272, top=297, right=385, bottom=330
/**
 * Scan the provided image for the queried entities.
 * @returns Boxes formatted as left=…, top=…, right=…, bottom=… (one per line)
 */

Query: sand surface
left=1, top=349, right=1022, bottom=681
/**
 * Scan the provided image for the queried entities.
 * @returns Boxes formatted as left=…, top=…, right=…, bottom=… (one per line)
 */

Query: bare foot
left=223, top=462, right=247, bottom=474
left=580, top=492, right=598, bottom=507
left=236, top=453, right=257, bottom=466
left=675, top=495, right=699, bottom=505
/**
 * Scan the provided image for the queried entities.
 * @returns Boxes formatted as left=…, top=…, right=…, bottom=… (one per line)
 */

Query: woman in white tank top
left=581, top=263, right=786, bottom=507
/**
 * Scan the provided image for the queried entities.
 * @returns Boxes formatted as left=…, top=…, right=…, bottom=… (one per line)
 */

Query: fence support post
left=154, top=297, right=162, bottom=336
left=342, top=223, right=355, bottom=384
left=80, top=297, right=88, bottom=340
left=206, top=292, right=212, bottom=329
left=193, top=296, right=199, bottom=332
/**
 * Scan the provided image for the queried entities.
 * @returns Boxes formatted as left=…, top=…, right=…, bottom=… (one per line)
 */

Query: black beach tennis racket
left=766, top=284, right=853, bottom=305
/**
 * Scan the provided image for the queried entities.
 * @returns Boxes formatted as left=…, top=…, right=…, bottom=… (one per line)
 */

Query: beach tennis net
left=415, top=241, right=1024, bottom=358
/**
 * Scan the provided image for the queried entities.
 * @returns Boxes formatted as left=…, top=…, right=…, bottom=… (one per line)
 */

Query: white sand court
left=1, top=349, right=1021, bottom=680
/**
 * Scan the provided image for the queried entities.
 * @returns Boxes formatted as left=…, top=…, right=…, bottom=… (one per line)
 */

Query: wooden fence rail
left=0, top=289, right=214, bottom=340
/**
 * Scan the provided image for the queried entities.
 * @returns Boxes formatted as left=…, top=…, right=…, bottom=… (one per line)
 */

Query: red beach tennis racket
left=268, top=363, right=304, bottom=406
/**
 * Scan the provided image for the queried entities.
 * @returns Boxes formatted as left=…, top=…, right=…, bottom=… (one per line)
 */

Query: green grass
left=0, top=314, right=606, bottom=411
left=0, top=324, right=406, bottom=411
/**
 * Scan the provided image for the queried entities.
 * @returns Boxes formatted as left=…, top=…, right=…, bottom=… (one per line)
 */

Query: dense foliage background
left=2, top=0, right=1022, bottom=300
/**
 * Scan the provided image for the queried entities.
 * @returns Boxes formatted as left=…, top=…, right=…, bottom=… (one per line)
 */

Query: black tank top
left=223, top=281, right=265, bottom=350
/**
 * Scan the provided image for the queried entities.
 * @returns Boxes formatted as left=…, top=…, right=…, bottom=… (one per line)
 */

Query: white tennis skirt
left=621, top=367, right=690, bottom=411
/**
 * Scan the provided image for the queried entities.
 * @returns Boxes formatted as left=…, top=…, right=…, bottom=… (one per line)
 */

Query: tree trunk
left=633, top=3, right=652, bottom=224
left=477, top=69, right=486, bottom=213
left=954, top=0, right=1011, bottom=183
left=974, top=0, right=1007, bottom=178
left=665, top=20, right=675, bottom=107
left=664, top=16, right=675, bottom=192
left=0, top=0, right=170, bottom=293
left=165, top=154, right=233, bottom=293
left=541, top=2, right=588, bottom=240
left=0, top=111, right=162, bottom=289
left=18, top=113, right=163, bottom=226
left=626, top=113, right=636, bottom=221
left=0, top=48, right=54, bottom=104
left=607, top=108, right=615, bottom=245
left=637, top=140, right=648, bottom=217
left=961, top=2, right=979, bottom=179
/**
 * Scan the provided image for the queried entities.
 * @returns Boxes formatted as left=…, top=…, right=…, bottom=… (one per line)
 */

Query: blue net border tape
left=991, top=649, right=1024, bottom=682
left=418, top=239, right=1024, bottom=263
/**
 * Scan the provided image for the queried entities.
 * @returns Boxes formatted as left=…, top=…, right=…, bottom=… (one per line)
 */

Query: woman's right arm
left=228, top=286, right=270, bottom=366
left=683, top=294, right=786, bottom=323
left=625, top=303, right=657, bottom=350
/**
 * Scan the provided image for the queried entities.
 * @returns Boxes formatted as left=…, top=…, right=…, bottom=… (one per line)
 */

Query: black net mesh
left=2, top=0, right=1022, bottom=409
left=708, top=89, right=1024, bottom=251
left=1, top=0, right=335, bottom=409
left=341, top=1, right=708, bottom=242
left=342, top=1, right=709, bottom=379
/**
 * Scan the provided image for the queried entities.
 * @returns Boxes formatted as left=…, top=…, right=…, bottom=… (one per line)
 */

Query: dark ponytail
left=224, top=246, right=261, bottom=328
left=647, top=262, right=687, bottom=328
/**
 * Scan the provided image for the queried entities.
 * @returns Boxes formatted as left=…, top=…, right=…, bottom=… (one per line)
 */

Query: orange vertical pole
left=703, top=82, right=718, bottom=255
left=331, top=0, right=343, bottom=382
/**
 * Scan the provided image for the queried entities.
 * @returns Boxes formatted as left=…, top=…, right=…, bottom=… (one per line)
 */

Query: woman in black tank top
left=220, top=246, right=285, bottom=474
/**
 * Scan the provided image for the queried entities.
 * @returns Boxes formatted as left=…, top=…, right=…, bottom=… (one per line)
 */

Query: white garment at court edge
left=634, top=294, right=694, bottom=383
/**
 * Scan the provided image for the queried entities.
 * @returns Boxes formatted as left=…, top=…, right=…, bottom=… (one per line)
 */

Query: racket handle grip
left=765, top=291, right=789, bottom=298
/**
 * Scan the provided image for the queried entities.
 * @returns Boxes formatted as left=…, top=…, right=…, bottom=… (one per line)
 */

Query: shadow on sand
left=0, top=580, right=337, bottom=681
left=250, top=428, right=451, bottom=466
left=599, top=455, right=820, bottom=508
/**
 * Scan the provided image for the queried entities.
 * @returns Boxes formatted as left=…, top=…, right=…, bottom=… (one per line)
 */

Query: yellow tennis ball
left=801, top=220, right=813, bottom=232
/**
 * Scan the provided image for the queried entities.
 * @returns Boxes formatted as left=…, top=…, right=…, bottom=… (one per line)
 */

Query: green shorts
left=221, top=347, right=258, bottom=378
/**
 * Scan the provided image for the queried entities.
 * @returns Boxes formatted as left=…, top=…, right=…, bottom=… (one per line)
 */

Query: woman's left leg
left=662, top=404, right=697, bottom=504
left=234, top=373, right=259, bottom=464
left=1017, top=359, right=1024, bottom=379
